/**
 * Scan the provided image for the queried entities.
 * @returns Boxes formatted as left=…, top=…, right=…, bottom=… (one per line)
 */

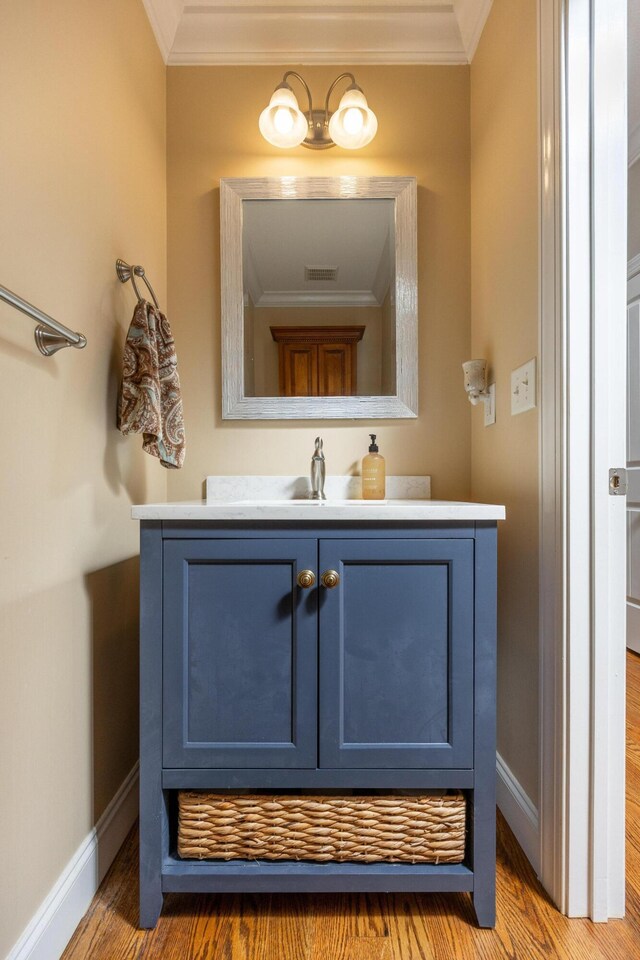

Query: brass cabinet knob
left=321, top=569, right=340, bottom=589
left=297, top=569, right=316, bottom=589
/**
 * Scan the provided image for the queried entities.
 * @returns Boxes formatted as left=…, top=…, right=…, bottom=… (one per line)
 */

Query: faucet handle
left=314, top=436, right=324, bottom=456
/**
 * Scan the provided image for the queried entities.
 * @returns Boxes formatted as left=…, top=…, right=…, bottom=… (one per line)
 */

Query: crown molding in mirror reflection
left=220, top=176, right=418, bottom=420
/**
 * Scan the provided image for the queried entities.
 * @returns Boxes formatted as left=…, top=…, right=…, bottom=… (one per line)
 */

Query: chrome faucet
left=310, top=437, right=326, bottom=500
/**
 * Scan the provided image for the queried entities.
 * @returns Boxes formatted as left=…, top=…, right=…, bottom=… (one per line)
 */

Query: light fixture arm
left=323, top=72, right=357, bottom=124
left=281, top=71, right=314, bottom=119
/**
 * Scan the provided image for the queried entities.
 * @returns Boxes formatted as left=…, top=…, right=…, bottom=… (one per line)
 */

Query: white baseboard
left=496, top=752, right=540, bottom=876
left=7, top=762, right=139, bottom=960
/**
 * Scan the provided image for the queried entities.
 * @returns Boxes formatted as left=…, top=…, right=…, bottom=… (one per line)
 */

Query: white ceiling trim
left=142, top=0, right=184, bottom=63
left=454, top=0, right=493, bottom=60
left=255, top=291, right=381, bottom=307
left=167, top=50, right=469, bottom=65
left=142, top=0, right=494, bottom=66
left=184, top=1, right=453, bottom=8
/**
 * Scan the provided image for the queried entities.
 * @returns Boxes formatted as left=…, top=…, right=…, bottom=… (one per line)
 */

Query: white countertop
left=131, top=499, right=506, bottom=521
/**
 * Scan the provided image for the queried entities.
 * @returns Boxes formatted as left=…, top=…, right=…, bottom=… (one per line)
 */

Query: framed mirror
left=221, top=176, right=417, bottom=419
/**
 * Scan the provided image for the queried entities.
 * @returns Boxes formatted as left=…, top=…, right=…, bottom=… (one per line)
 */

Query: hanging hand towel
left=118, top=300, right=185, bottom=469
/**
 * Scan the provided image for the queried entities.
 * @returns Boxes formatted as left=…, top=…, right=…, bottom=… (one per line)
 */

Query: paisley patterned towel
left=117, top=300, right=185, bottom=469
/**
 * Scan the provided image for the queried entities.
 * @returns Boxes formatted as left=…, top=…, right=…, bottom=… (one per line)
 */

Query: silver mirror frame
left=221, top=176, right=418, bottom=419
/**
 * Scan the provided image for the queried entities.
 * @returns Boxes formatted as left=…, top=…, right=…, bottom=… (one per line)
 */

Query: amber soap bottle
left=362, top=434, right=386, bottom=500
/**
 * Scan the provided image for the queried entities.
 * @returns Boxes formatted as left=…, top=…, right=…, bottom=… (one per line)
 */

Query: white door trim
left=627, top=286, right=640, bottom=652
left=589, top=0, right=627, bottom=920
left=538, top=0, right=567, bottom=912
left=539, top=0, right=627, bottom=918
left=563, top=0, right=594, bottom=917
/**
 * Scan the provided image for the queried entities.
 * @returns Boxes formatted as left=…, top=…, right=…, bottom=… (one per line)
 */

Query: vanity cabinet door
left=162, top=538, right=318, bottom=768
left=318, top=538, right=474, bottom=769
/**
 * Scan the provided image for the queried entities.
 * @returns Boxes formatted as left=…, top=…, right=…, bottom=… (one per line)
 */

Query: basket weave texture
left=177, top=792, right=466, bottom=864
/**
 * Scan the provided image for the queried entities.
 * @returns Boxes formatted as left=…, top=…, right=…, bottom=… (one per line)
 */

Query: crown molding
left=256, top=290, right=380, bottom=308
left=184, top=1, right=453, bottom=7
left=141, top=0, right=184, bottom=63
left=166, top=49, right=469, bottom=66
left=141, top=0, right=493, bottom=66
left=453, top=0, right=493, bottom=61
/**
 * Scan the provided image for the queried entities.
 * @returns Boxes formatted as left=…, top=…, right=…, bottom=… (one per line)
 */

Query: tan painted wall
left=470, top=0, right=540, bottom=802
left=166, top=65, right=472, bottom=498
left=0, top=1, right=166, bottom=954
left=630, top=159, right=640, bottom=261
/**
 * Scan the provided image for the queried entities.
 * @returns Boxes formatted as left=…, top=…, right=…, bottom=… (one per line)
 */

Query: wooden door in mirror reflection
left=271, top=325, right=365, bottom=397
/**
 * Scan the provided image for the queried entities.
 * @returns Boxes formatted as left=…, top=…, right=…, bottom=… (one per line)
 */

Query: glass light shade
left=259, top=87, right=308, bottom=148
left=462, top=359, right=488, bottom=404
left=328, top=87, right=378, bottom=149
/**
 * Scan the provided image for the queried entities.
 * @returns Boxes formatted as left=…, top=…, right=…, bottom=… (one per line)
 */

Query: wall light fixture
left=462, top=359, right=491, bottom=405
left=259, top=71, right=378, bottom=150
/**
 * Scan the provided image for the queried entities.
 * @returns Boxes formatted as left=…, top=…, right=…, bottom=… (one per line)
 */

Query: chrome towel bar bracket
left=0, top=284, right=87, bottom=356
left=116, top=259, right=160, bottom=310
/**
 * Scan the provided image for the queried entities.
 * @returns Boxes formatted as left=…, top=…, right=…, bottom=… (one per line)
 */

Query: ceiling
left=141, top=0, right=494, bottom=65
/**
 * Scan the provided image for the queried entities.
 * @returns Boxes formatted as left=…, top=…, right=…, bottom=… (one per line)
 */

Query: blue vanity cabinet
left=162, top=537, right=318, bottom=769
left=139, top=519, right=498, bottom=932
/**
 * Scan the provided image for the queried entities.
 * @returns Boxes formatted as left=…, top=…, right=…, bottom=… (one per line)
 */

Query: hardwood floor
left=62, top=651, right=640, bottom=960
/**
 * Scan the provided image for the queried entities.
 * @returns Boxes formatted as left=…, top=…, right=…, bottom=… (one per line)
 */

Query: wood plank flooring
left=62, top=651, right=640, bottom=960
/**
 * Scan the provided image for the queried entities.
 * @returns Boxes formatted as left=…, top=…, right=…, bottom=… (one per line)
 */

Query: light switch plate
left=511, top=358, right=536, bottom=415
left=484, top=383, right=496, bottom=426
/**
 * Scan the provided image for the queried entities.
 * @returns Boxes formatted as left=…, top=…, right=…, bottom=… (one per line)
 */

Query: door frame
left=627, top=269, right=640, bottom=655
left=539, top=0, right=627, bottom=919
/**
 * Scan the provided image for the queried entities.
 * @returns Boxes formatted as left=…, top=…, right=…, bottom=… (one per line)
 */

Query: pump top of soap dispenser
left=368, top=434, right=379, bottom=452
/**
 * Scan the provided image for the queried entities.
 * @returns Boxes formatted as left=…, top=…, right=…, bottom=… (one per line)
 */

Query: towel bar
left=0, top=284, right=87, bottom=356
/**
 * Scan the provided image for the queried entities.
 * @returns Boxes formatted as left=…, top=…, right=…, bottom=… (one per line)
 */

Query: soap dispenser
left=362, top=434, right=386, bottom=500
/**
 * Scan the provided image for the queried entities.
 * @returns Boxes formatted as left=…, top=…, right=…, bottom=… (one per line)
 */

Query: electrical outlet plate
left=511, top=358, right=536, bottom=415
left=484, top=383, right=496, bottom=426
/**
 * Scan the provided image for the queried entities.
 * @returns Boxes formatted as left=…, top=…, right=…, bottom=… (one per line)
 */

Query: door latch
left=609, top=468, right=628, bottom=496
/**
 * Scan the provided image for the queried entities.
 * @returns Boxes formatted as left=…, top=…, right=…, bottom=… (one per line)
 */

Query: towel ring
left=116, top=259, right=160, bottom=310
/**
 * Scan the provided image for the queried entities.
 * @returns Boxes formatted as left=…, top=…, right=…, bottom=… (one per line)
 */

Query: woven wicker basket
left=177, top=791, right=466, bottom=864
